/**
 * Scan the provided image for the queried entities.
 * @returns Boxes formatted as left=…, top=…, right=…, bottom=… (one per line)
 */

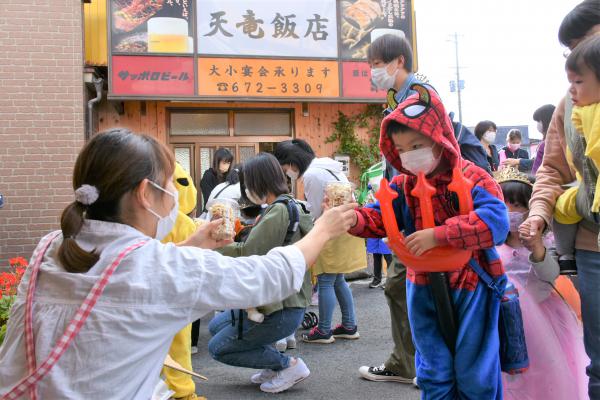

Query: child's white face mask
left=146, top=180, right=178, bottom=241
left=399, top=145, right=442, bottom=176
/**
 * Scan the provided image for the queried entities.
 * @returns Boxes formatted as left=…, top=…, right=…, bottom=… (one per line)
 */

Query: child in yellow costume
left=552, top=35, right=600, bottom=275
left=161, top=162, right=205, bottom=400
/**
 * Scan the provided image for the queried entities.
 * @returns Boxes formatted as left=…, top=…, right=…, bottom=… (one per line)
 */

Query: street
left=192, top=278, right=421, bottom=400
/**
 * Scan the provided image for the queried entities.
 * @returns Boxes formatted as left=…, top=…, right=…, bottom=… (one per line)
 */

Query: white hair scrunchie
left=74, top=184, right=99, bottom=206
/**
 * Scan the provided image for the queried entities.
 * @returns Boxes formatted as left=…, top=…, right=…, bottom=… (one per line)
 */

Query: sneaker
left=251, top=369, right=278, bottom=384
left=358, top=365, right=414, bottom=383
left=412, top=377, right=419, bottom=388
left=190, top=346, right=198, bottom=355
left=302, top=327, right=334, bottom=344
left=275, top=338, right=288, bottom=352
left=259, top=358, right=310, bottom=393
left=332, top=324, right=360, bottom=340
left=369, top=278, right=383, bottom=288
left=286, top=335, right=297, bottom=349
left=558, top=257, right=577, bottom=275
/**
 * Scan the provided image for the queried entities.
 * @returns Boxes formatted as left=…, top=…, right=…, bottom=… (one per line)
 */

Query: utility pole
left=452, top=32, right=463, bottom=124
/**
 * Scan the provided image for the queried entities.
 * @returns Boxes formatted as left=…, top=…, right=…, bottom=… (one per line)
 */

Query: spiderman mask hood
left=380, top=84, right=460, bottom=176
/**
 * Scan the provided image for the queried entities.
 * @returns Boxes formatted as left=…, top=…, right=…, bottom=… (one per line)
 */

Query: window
left=174, top=147, right=192, bottom=174
left=171, top=112, right=228, bottom=136
left=234, top=112, right=291, bottom=136
left=169, top=109, right=293, bottom=137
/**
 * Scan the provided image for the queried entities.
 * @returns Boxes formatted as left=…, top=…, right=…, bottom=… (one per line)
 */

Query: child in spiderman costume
left=348, top=84, right=509, bottom=399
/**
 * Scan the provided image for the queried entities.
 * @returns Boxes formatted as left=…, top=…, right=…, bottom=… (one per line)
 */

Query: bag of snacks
left=206, top=198, right=239, bottom=241
left=325, top=182, right=355, bottom=207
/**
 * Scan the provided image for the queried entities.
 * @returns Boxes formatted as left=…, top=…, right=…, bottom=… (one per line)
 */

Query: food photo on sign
left=112, top=0, right=194, bottom=54
left=340, top=0, right=412, bottom=60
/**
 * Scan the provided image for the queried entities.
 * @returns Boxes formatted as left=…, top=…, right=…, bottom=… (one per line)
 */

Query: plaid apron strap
left=24, top=231, right=62, bottom=400
left=3, top=238, right=148, bottom=400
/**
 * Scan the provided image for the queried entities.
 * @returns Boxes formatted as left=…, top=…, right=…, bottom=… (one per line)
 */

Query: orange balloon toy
left=375, top=166, right=474, bottom=272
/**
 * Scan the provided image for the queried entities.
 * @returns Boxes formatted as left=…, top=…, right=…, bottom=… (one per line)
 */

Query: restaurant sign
left=108, top=0, right=415, bottom=101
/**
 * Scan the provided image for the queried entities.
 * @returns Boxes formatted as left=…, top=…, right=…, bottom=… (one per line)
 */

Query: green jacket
left=218, top=195, right=314, bottom=315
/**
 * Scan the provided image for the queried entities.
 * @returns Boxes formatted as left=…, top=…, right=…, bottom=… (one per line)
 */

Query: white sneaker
left=286, top=335, right=297, bottom=350
left=190, top=346, right=198, bottom=355
left=250, top=369, right=277, bottom=384
left=259, top=358, right=310, bottom=393
left=275, top=338, right=287, bottom=352
left=413, top=377, right=419, bottom=388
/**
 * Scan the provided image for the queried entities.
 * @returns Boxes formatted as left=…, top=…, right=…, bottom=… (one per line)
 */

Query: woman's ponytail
left=57, top=201, right=99, bottom=273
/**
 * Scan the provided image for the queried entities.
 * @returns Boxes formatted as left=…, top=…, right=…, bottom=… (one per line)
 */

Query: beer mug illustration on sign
left=147, top=17, right=189, bottom=53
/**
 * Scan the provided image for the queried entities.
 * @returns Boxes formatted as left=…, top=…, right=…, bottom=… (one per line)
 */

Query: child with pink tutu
left=496, top=167, right=589, bottom=399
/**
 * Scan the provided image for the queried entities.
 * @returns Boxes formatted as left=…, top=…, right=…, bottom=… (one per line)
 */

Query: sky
left=414, top=0, right=581, bottom=139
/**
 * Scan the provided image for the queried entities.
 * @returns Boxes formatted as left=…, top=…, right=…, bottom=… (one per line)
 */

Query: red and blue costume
left=349, top=85, right=509, bottom=399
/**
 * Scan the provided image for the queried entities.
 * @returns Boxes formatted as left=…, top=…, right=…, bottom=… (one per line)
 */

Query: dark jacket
left=200, top=168, right=220, bottom=211
left=486, top=144, right=500, bottom=172
left=452, top=119, right=492, bottom=174
left=501, top=147, right=533, bottom=172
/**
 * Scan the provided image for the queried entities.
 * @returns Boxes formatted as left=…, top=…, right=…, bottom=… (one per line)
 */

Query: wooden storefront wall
left=97, top=100, right=380, bottom=183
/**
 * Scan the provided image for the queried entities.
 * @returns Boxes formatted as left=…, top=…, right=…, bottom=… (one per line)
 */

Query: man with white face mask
left=368, top=34, right=420, bottom=117
left=359, top=33, right=421, bottom=385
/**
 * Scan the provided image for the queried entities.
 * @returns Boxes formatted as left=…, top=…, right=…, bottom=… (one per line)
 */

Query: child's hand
left=180, top=219, right=234, bottom=249
left=501, top=158, right=520, bottom=168
left=405, top=228, right=437, bottom=256
left=519, top=216, right=545, bottom=247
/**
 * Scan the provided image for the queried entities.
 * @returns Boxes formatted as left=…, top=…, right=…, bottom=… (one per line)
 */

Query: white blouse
left=0, top=220, right=306, bottom=399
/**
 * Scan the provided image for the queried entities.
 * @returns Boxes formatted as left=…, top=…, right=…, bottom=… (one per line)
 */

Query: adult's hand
left=180, top=219, right=234, bottom=249
left=295, top=203, right=358, bottom=268
left=314, top=203, right=359, bottom=240
left=518, top=215, right=546, bottom=248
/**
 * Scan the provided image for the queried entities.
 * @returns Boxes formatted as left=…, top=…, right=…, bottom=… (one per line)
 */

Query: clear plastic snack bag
left=325, top=182, right=355, bottom=207
left=206, top=198, right=239, bottom=241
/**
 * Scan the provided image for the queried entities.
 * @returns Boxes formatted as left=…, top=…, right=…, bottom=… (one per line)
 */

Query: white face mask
left=483, top=131, right=496, bottom=144
left=399, top=146, right=441, bottom=176
left=536, top=121, right=544, bottom=134
left=146, top=181, right=178, bottom=241
left=245, top=188, right=267, bottom=205
left=286, top=169, right=299, bottom=181
left=371, top=62, right=398, bottom=90
left=508, top=211, right=526, bottom=232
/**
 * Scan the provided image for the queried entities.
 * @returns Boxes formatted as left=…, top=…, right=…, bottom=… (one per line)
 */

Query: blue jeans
left=576, top=249, right=600, bottom=399
left=317, top=273, right=357, bottom=332
left=208, top=308, right=304, bottom=371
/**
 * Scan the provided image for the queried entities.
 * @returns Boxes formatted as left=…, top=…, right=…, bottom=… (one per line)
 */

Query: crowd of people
left=1, top=1, right=600, bottom=399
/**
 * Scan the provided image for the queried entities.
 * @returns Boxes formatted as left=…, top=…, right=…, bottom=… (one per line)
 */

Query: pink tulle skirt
left=502, top=281, right=589, bottom=399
